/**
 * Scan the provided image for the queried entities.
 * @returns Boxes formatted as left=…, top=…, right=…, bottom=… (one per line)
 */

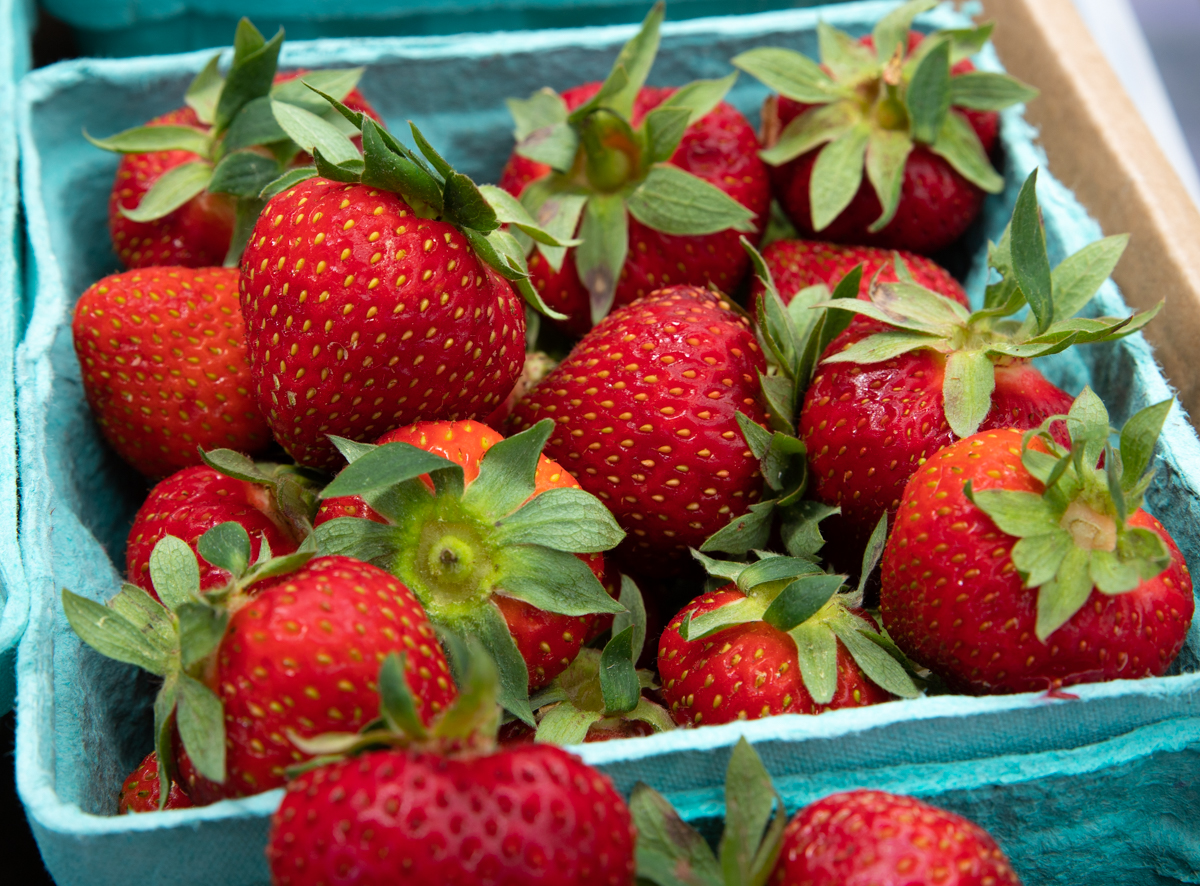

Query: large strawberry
left=632, top=739, right=1023, bottom=886
left=658, top=534, right=917, bottom=727
left=499, top=3, right=768, bottom=334
left=126, top=452, right=319, bottom=600
left=239, top=105, right=571, bottom=470
left=63, top=529, right=457, bottom=804
left=267, top=643, right=637, bottom=886
left=72, top=266, right=269, bottom=478
left=735, top=0, right=1036, bottom=254
left=881, top=390, right=1193, bottom=694
left=509, top=284, right=769, bottom=575
left=90, top=20, right=381, bottom=269
left=314, top=419, right=625, bottom=723
left=799, top=171, right=1159, bottom=559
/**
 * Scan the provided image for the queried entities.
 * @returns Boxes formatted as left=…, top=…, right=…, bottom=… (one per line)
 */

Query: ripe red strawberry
left=486, top=350, right=557, bottom=428
left=771, top=790, right=1023, bottom=885
left=64, top=532, right=458, bottom=804
left=96, top=18, right=381, bottom=269
left=508, top=284, right=768, bottom=575
left=500, top=4, right=768, bottom=335
left=313, top=418, right=624, bottom=723
left=117, top=752, right=193, bottom=814
left=315, top=420, right=613, bottom=694
left=269, top=744, right=636, bottom=886
left=126, top=457, right=317, bottom=601
left=736, top=7, right=1035, bottom=254
left=657, top=549, right=915, bottom=727
left=72, top=266, right=269, bottom=478
left=881, top=392, right=1193, bottom=694
left=748, top=239, right=968, bottom=309
left=799, top=172, right=1158, bottom=559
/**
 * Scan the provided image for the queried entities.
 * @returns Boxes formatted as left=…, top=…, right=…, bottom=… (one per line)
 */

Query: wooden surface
left=981, top=0, right=1200, bottom=422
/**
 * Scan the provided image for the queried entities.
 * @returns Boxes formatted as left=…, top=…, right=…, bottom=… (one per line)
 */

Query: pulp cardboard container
left=40, top=0, right=835, bottom=58
left=0, top=0, right=34, bottom=716
left=14, top=3, right=1200, bottom=884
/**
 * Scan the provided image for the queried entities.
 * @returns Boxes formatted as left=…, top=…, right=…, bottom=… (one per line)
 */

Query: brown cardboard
left=980, top=0, right=1200, bottom=422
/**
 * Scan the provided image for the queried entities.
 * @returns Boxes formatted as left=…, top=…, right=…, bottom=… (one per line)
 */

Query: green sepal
left=494, top=545, right=625, bottom=617
left=829, top=612, right=920, bottom=699
left=761, top=573, right=845, bottom=632
left=519, top=186, right=587, bottom=272
left=789, top=618, right=839, bottom=705
left=939, top=22, right=996, bottom=63
left=700, top=500, right=777, bottom=556
left=930, top=109, right=1004, bottom=193
left=942, top=348, right=997, bottom=439
left=473, top=603, right=535, bottom=725
left=857, top=511, right=889, bottom=599
left=108, top=584, right=177, bottom=657
left=873, top=0, right=939, bottom=64
left=905, top=37, right=952, bottom=145
left=149, top=535, right=202, bottom=612
left=631, top=781, right=724, bottom=886
left=494, top=487, right=625, bottom=553
left=377, top=651, right=429, bottom=740
left=612, top=574, right=648, bottom=662
left=950, top=71, right=1039, bottom=110
left=177, top=599, right=229, bottom=669
left=595, top=1, right=664, bottom=120
left=85, top=124, right=211, bottom=156
left=575, top=193, right=628, bottom=326
left=1119, top=398, right=1173, bottom=493
left=656, top=71, right=739, bottom=126
left=732, top=47, right=843, bottom=104
left=221, top=96, right=288, bottom=153
left=61, top=589, right=173, bottom=676
left=176, top=673, right=226, bottom=783
left=1010, top=170, right=1054, bottom=332
left=643, top=106, right=691, bottom=165
left=626, top=164, right=758, bottom=236
left=817, top=19, right=879, bottom=84
left=599, top=626, right=641, bottom=714
left=119, top=161, right=213, bottom=223
left=720, top=737, right=786, bottom=886
left=479, top=184, right=580, bottom=248
left=259, top=166, right=318, bottom=200
left=458, top=418, right=550, bottom=519
left=866, top=128, right=913, bottom=232
left=810, top=123, right=870, bottom=231
left=271, top=68, right=363, bottom=115
left=196, top=522, right=253, bottom=580
left=314, top=517, right=409, bottom=567
left=536, top=705, right=604, bottom=746
left=273, top=100, right=359, bottom=167
left=681, top=596, right=764, bottom=643
left=319, top=441, right=461, bottom=499
left=780, top=500, right=840, bottom=561
left=759, top=100, right=860, bottom=167
left=152, top=676, right=180, bottom=808
left=690, top=549, right=750, bottom=584
left=185, top=53, right=224, bottom=125
left=208, top=149, right=279, bottom=198
left=214, top=22, right=284, bottom=134
left=736, top=555, right=824, bottom=592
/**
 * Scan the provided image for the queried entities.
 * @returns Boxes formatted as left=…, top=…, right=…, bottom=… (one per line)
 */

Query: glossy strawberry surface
left=267, top=744, right=637, bottom=886
left=880, top=430, right=1194, bottom=694
left=240, top=178, right=526, bottom=470
left=73, top=266, right=269, bottom=478
left=658, top=587, right=892, bottom=727
left=126, top=465, right=301, bottom=600
left=500, top=84, right=770, bottom=335
left=190, top=555, right=457, bottom=801
left=315, top=420, right=606, bottom=690
left=509, top=285, right=768, bottom=576
left=771, top=790, right=1023, bottom=885
left=117, top=752, right=193, bottom=814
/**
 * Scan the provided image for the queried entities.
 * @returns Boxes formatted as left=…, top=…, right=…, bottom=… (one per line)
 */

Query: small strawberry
left=125, top=451, right=320, bottom=601
left=239, top=106, right=571, bottom=470
left=314, top=419, right=625, bottom=723
left=881, top=389, right=1194, bottom=694
left=799, top=171, right=1159, bottom=559
left=735, top=2, right=1036, bottom=254
left=658, top=531, right=917, bottom=728
left=770, top=790, right=1023, bottom=885
left=117, top=752, right=193, bottom=814
left=91, top=20, right=381, bottom=269
left=508, top=284, right=769, bottom=576
left=486, top=350, right=557, bottom=428
left=72, top=266, right=269, bottom=478
left=631, top=739, right=1023, bottom=886
left=63, top=528, right=457, bottom=803
left=500, top=3, right=768, bottom=333
left=267, top=643, right=637, bottom=886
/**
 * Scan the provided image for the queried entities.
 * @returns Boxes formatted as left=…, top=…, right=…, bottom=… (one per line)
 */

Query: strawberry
left=238, top=105, right=571, bottom=470
left=735, top=2, right=1036, bottom=254
left=881, top=390, right=1193, bottom=694
left=266, top=644, right=637, bottom=886
left=770, top=790, right=1023, bottom=885
left=313, top=419, right=625, bottom=723
left=500, top=3, right=768, bottom=334
left=799, top=171, right=1159, bottom=560
left=486, top=350, right=557, bottom=428
left=508, top=284, right=769, bottom=576
left=658, top=540, right=916, bottom=727
left=92, top=20, right=381, bottom=269
left=117, top=752, right=193, bottom=814
left=72, top=266, right=269, bottom=478
left=125, top=453, right=319, bottom=601
left=63, top=530, right=457, bottom=803
left=631, top=739, right=1022, bottom=886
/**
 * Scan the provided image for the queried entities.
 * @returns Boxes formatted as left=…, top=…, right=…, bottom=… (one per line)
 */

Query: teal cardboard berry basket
left=0, top=0, right=34, bottom=716
left=14, top=3, right=1200, bottom=884
left=39, top=0, right=839, bottom=58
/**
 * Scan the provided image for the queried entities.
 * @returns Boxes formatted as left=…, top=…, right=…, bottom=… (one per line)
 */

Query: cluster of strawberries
left=63, top=1, right=1192, bottom=883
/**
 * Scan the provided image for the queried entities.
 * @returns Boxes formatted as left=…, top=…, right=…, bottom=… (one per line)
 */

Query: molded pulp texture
left=15, top=3, right=1200, bottom=885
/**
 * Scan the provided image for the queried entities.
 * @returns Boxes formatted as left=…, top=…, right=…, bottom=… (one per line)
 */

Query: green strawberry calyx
left=199, top=446, right=324, bottom=541
left=735, top=0, right=1037, bottom=232
left=287, top=634, right=502, bottom=767
left=505, top=1, right=758, bottom=325
left=312, top=419, right=626, bottom=725
left=61, top=524, right=318, bottom=807
left=814, top=169, right=1161, bottom=439
left=966, top=387, right=1175, bottom=641
left=271, top=90, right=580, bottom=322
left=688, top=519, right=920, bottom=706
left=86, top=19, right=369, bottom=266
left=633, top=737, right=786, bottom=886
left=524, top=575, right=672, bottom=744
